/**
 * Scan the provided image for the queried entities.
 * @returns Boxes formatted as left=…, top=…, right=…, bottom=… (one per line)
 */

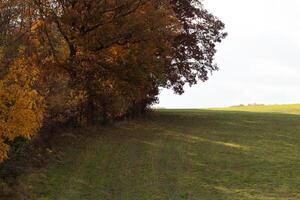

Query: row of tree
left=0, top=0, right=226, bottom=162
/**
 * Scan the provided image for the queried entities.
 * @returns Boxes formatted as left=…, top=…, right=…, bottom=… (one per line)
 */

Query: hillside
left=211, top=104, right=300, bottom=115
left=5, top=105, right=300, bottom=199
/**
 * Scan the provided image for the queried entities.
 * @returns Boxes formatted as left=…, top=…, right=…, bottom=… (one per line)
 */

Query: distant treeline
left=0, top=0, right=226, bottom=162
left=231, top=104, right=266, bottom=107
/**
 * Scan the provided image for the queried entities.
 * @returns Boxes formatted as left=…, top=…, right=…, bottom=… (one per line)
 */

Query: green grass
left=211, top=104, right=300, bottom=115
left=22, top=105, right=300, bottom=199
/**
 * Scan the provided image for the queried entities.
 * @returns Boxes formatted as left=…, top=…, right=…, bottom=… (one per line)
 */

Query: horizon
left=153, top=103, right=300, bottom=110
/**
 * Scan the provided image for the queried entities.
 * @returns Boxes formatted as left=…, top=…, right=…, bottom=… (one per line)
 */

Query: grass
left=211, top=104, right=300, bottom=115
left=18, top=105, right=300, bottom=199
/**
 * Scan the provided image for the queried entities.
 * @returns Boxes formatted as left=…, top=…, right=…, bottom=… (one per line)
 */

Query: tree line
left=0, top=0, right=226, bottom=163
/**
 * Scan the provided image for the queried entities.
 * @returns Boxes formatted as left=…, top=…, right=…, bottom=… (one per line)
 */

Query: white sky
left=157, top=0, right=300, bottom=108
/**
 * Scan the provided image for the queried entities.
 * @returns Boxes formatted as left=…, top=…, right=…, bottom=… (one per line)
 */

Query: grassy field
left=19, top=105, right=300, bottom=199
left=212, top=104, right=300, bottom=115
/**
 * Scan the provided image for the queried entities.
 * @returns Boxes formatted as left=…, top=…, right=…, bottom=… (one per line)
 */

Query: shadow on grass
left=5, top=109, right=300, bottom=200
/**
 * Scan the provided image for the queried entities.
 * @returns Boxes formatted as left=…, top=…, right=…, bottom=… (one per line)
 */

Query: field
left=212, top=104, right=300, bottom=115
left=17, top=105, right=300, bottom=199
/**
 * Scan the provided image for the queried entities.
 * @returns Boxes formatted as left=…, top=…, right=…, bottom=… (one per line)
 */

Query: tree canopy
left=0, top=0, right=226, bottom=162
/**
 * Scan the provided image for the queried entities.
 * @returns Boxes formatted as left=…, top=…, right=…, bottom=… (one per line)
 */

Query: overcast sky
left=157, top=0, right=300, bottom=108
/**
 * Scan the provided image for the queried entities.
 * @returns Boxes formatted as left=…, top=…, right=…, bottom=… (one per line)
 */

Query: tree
left=0, top=57, right=44, bottom=162
left=167, top=0, right=227, bottom=94
left=0, top=0, right=226, bottom=162
left=29, top=0, right=226, bottom=123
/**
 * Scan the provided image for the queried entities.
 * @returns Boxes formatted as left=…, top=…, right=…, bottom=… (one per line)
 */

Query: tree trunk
left=86, top=90, right=95, bottom=125
left=101, top=112, right=109, bottom=125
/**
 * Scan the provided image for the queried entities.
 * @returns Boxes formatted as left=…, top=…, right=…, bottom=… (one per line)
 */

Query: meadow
left=13, top=105, right=300, bottom=199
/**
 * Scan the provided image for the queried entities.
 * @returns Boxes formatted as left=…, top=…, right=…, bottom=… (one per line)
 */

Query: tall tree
left=0, top=0, right=226, bottom=162
left=29, top=0, right=226, bottom=123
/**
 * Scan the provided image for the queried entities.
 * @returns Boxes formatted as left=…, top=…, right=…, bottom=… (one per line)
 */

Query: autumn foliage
left=0, top=0, right=226, bottom=162
left=0, top=58, right=44, bottom=162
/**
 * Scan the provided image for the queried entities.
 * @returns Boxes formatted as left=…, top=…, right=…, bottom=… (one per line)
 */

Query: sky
left=157, top=0, right=300, bottom=109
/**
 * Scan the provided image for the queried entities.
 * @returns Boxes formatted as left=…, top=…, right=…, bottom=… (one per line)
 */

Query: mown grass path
left=26, top=107, right=300, bottom=200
